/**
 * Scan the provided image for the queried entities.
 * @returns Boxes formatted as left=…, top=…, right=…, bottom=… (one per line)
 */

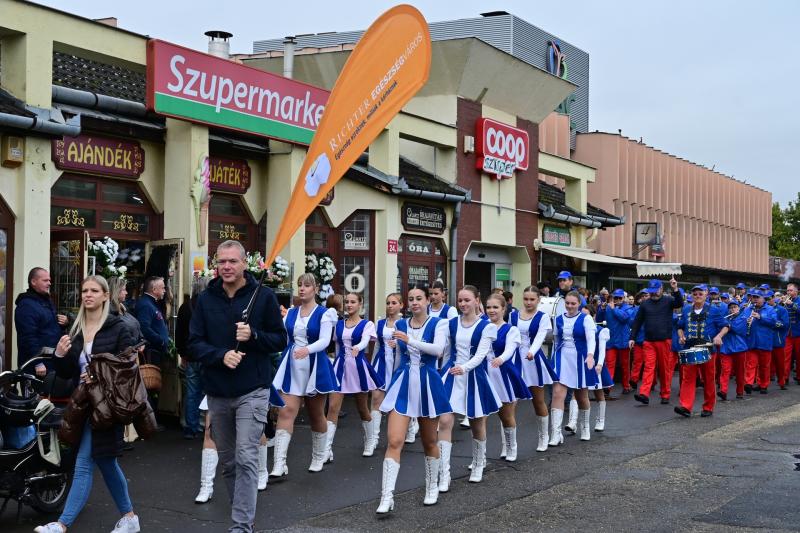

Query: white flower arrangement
left=305, top=252, right=336, bottom=284
left=319, top=283, right=335, bottom=299
left=89, top=236, right=126, bottom=279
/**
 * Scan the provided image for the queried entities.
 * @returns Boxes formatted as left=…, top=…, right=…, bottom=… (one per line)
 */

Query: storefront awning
left=540, top=244, right=682, bottom=277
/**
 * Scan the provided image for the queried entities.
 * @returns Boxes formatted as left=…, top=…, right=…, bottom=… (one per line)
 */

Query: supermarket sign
left=146, top=39, right=329, bottom=145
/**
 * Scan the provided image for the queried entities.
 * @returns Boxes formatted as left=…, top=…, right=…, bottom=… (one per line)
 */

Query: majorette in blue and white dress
left=514, top=310, right=559, bottom=388
left=429, top=303, right=458, bottom=369
left=486, top=323, right=532, bottom=403
left=380, top=317, right=452, bottom=418
left=440, top=317, right=501, bottom=418
left=273, top=305, right=339, bottom=396
left=553, top=312, right=597, bottom=389
left=372, top=317, right=399, bottom=391
left=333, top=319, right=383, bottom=393
left=588, top=327, right=613, bottom=390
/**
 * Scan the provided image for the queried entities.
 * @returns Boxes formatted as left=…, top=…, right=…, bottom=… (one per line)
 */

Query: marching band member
left=719, top=300, right=748, bottom=400
left=735, top=282, right=747, bottom=303
left=587, top=305, right=612, bottom=431
left=376, top=284, right=451, bottom=514
left=784, top=283, right=800, bottom=384
left=742, top=290, right=777, bottom=394
left=485, top=293, right=530, bottom=462
left=675, top=285, right=728, bottom=417
left=768, top=291, right=789, bottom=389
left=514, top=286, right=558, bottom=452
left=370, top=293, right=404, bottom=454
left=271, top=274, right=339, bottom=477
left=328, top=293, right=382, bottom=459
left=629, top=278, right=683, bottom=406
left=550, top=291, right=597, bottom=444
left=438, top=286, right=501, bottom=487
left=629, top=289, right=649, bottom=390
left=671, top=289, right=685, bottom=388
left=604, top=289, right=635, bottom=394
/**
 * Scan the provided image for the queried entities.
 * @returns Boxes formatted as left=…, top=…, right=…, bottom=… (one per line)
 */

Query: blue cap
left=721, top=293, right=730, bottom=299
left=691, top=284, right=706, bottom=292
left=612, top=288, right=625, bottom=298
left=709, top=287, right=720, bottom=294
left=736, top=282, right=746, bottom=289
left=753, top=290, right=766, bottom=298
left=727, top=300, right=739, bottom=307
left=557, top=271, right=573, bottom=280
left=766, top=290, right=775, bottom=297
left=747, top=289, right=757, bottom=296
left=760, top=284, right=770, bottom=290
left=645, top=279, right=663, bottom=294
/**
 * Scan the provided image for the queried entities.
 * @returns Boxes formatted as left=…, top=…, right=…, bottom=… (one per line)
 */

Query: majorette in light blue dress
left=332, top=319, right=383, bottom=393
left=440, top=317, right=501, bottom=418
left=486, top=323, right=532, bottom=403
left=380, top=317, right=452, bottom=418
left=513, top=310, right=559, bottom=388
left=273, top=305, right=340, bottom=396
left=553, top=312, right=598, bottom=390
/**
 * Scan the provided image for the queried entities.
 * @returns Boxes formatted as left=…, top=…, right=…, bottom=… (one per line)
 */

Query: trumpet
left=779, top=294, right=794, bottom=306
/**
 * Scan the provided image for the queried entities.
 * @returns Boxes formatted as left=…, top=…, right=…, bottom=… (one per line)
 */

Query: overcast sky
left=37, top=0, right=800, bottom=206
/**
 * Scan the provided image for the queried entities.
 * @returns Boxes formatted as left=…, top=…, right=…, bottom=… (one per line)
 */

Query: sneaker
left=660, top=398, right=670, bottom=405
left=744, top=385, right=752, bottom=394
left=700, top=410, right=713, bottom=417
left=634, top=394, right=649, bottom=405
left=111, top=514, right=140, bottom=533
left=34, top=523, right=65, bottom=533
left=674, top=406, right=691, bottom=418
left=716, top=390, right=727, bottom=401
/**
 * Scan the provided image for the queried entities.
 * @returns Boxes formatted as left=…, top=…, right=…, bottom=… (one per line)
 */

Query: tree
left=770, top=193, right=800, bottom=260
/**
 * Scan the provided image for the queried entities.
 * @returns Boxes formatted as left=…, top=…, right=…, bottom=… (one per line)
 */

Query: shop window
left=51, top=207, right=97, bottom=229
left=51, top=177, right=96, bottom=200
left=397, top=235, right=447, bottom=296
left=305, top=209, right=335, bottom=252
left=208, top=193, right=258, bottom=256
left=102, top=183, right=146, bottom=205
left=339, top=213, right=372, bottom=318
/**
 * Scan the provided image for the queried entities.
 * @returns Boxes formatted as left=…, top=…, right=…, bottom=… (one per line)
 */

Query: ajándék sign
left=475, top=118, right=529, bottom=178
left=146, top=40, right=329, bottom=145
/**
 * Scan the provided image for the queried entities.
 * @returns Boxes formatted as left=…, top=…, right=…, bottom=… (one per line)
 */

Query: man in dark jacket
left=135, top=276, right=170, bottom=358
left=14, top=267, right=67, bottom=376
left=629, top=277, right=683, bottom=405
left=189, top=240, right=287, bottom=533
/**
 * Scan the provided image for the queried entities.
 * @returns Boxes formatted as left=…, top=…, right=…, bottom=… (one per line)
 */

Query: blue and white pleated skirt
left=372, top=350, right=395, bottom=392
left=273, top=348, right=340, bottom=396
left=487, top=359, right=532, bottom=403
left=440, top=360, right=501, bottom=418
left=521, top=350, right=558, bottom=388
left=333, top=354, right=384, bottom=393
left=553, top=345, right=593, bottom=390
left=380, top=362, right=452, bottom=418
left=588, top=365, right=613, bottom=390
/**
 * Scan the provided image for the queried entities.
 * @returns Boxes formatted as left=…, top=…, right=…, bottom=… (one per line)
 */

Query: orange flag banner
left=265, top=4, right=431, bottom=265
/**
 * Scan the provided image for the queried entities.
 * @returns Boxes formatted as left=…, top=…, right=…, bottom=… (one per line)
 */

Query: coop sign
left=475, top=118, right=529, bottom=179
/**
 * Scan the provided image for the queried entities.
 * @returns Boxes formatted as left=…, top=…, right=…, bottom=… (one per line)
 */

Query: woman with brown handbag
left=35, top=275, right=140, bottom=533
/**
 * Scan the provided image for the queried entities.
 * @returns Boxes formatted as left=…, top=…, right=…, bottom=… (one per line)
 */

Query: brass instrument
left=724, top=310, right=740, bottom=320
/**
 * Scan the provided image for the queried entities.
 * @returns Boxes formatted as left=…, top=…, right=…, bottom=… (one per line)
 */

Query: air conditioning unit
left=1, top=135, right=24, bottom=168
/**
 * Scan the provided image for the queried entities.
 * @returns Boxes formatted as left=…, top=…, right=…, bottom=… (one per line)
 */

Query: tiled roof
left=52, top=51, right=146, bottom=103
left=0, top=88, right=35, bottom=118
left=538, top=179, right=616, bottom=219
left=399, top=157, right=468, bottom=197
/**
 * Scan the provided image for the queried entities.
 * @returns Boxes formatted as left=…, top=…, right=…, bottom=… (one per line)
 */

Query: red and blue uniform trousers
left=679, top=353, right=716, bottom=412
left=718, top=351, right=746, bottom=397
left=745, top=349, right=772, bottom=389
left=605, top=347, right=631, bottom=389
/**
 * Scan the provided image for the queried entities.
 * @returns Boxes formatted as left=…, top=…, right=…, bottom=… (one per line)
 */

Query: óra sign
left=475, top=118, right=529, bottom=179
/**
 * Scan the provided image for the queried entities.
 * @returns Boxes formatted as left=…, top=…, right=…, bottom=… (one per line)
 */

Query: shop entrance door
left=0, top=197, right=14, bottom=370
left=49, top=230, right=90, bottom=321
left=464, top=261, right=492, bottom=305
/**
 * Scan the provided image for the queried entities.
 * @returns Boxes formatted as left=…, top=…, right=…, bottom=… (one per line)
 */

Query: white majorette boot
left=371, top=409, right=382, bottom=448
left=565, top=397, right=578, bottom=434
left=595, top=400, right=607, bottom=432
left=257, top=442, right=269, bottom=490
left=468, top=439, right=487, bottom=483
left=437, top=440, right=452, bottom=492
left=504, top=427, right=518, bottom=462
left=579, top=408, right=591, bottom=441
left=362, top=420, right=376, bottom=457
left=325, top=421, right=337, bottom=463
left=195, top=448, right=218, bottom=503
left=376, top=458, right=400, bottom=514
left=536, top=415, right=549, bottom=452
left=499, top=420, right=508, bottom=458
left=308, top=431, right=327, bottom=472
left=423, top=455, right=440, bottom=505
left=405, top=417, right=418, bottom=443
left=549, top=408, right=564, bottom=446
left=269, top=429, right=290, bottom=479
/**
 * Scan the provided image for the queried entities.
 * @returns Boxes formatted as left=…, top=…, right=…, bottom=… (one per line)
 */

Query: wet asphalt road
left=4, top=374, right=800, bottom=532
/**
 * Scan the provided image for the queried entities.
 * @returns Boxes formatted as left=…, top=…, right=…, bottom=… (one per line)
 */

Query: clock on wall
left=635, top=222, right=659, bottom=245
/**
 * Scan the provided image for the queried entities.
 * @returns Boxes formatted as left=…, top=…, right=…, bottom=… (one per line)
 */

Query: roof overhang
left=537, top=243, right=682, bottom=277
left=539, top=152, right=595, bottom=183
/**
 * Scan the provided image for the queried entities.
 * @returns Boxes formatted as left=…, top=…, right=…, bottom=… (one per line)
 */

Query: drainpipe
left=449, top=201, right=462, bottom=305
left=0, top=111, right=81, bottom=137
left=391, top=187, right=469, bottom=204
left=51, top=85, right=147, bottom=117
left=283, top=36, right=297, bottom=79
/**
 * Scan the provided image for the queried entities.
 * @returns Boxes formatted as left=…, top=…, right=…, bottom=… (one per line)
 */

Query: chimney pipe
left=283, top=36, right=297, bottom=79
left=205, top=30, right=233, bottom=59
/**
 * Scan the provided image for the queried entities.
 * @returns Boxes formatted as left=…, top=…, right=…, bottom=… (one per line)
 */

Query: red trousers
left=771, top=347, right=785, bottom=387
left=639, top=340, right=673, bottom=399
left=631, top=344, right=645, bottom=384
left=745, top=349, right=771, bottom=389
left=719, top=352, right=745, bottom=396
left=785, top=335, right=800, bottom=382
left=680, top=355, right=716, bottom=412
left=606, top=348, right=631, bottom=388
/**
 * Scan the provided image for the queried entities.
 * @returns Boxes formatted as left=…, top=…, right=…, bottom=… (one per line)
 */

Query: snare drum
left=678, top=346, right=711, bottom=365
